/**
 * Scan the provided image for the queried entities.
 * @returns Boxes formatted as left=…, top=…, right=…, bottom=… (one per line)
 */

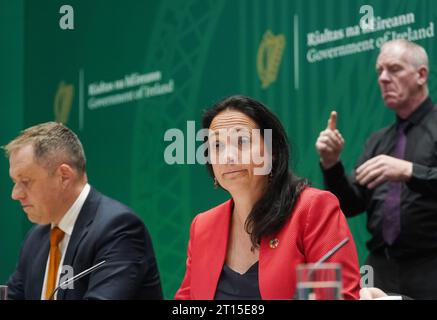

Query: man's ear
left=417, top=65, right=429, bottom=86
left=58, top=163, right=75, bottom=187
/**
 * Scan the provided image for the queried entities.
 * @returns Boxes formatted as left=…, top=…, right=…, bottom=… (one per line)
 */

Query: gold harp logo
left=257, top=30, right=285, bottom=89
left=54, top=81, right=74, bottom=124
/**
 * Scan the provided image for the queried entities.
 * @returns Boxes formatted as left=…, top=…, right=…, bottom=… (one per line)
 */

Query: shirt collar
left=53, top=183, right=91, bottom=236
left=397, top=96, right=434, bottom=126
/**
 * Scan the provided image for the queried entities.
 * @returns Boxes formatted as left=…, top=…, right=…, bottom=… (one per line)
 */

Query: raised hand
left=315, top=111, right=344, bottom=169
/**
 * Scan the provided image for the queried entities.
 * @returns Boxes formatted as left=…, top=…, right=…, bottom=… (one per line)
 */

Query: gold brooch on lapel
left=269, top=238, right=279, bottom=249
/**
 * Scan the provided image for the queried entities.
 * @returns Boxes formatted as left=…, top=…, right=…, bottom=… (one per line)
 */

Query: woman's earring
left=268, top=171, right=273, bottom=182
left=214, top=177, right=219, bottom=189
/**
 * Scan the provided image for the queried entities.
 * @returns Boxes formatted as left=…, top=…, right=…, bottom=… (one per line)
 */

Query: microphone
left=310, top=237, right=349, bottom=274
left=48, top=260, right=106, bottom=300
left=294, top=237, right=350, bottom=299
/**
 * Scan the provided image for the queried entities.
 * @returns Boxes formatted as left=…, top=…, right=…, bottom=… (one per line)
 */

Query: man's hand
left=359, top=287, right=388, bottom=300
left=315, top=111, right=344, bottom=169
left=355, top=155, right=413, bottom=189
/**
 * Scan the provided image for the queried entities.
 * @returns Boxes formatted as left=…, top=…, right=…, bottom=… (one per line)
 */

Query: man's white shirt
left=40, top=183, right=90, bottom=300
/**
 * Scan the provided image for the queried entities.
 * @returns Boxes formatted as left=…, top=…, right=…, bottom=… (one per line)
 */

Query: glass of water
left=0, top=285, right=8, bottom=300
left=296, top=263, right=342, bottom=300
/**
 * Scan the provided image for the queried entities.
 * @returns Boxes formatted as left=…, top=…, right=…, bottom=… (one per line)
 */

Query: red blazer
left=175, top=187, right=361, bottom=300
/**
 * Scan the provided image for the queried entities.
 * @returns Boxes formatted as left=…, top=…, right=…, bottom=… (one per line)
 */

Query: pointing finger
left=327, top=111, right=337, bottom=131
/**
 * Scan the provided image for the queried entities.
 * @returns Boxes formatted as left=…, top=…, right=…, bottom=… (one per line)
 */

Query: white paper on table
left=373, top=295, right=403, bottom=300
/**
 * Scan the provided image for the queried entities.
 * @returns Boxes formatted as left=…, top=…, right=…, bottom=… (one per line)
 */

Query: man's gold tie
left=45, top=226, right=65, bottom=300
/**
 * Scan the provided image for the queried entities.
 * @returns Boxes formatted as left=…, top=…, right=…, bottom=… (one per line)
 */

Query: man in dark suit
left=4, top=122, right=163, bottom=300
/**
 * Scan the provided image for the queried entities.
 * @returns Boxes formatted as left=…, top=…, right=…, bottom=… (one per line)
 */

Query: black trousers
left=366, top=250, right=437, bottom=299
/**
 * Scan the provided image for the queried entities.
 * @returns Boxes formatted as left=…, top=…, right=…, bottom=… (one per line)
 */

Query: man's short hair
left=3, top=122, right=86, bottom=174
left=381, top=39, right=429, bottom=70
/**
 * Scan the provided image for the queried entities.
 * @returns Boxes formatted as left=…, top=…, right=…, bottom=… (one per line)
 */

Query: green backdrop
left=1, top=0, right=436, bottom=298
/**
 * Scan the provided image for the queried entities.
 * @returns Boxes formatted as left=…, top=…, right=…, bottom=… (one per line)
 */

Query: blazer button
left=269, top=238, right=279, bottom=249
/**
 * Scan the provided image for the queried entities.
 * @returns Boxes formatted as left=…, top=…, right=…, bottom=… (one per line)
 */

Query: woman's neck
left=231, top=182, right=266, bottom=229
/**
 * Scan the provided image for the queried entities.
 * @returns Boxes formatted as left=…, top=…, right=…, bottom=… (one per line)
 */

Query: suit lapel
left=28, top=226, right=50, bottom=299
left=199, top=200, right=232, bottom=299
left=57, top=187, right=101, bottom=300
left=259, top=236, right=277, bottom=299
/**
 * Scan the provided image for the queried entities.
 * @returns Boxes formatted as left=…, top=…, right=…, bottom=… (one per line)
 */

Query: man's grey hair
left=3, top=122, right=86, bottom=174
left=381, top=39, right=429, bottom=70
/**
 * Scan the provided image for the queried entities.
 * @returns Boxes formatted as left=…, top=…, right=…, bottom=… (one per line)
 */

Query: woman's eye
left=238, top=136, right=250, bottom=146
left=212, top=141, right=222, bottom=149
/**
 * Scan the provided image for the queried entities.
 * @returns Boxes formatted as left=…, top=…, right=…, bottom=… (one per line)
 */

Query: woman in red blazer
left=175, top=96, right=361, bottom=300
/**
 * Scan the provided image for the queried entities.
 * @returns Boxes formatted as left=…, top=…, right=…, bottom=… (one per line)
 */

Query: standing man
left=5, top=122, right=163, bottom=299
left=315, top=39, right=437, bottom=299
